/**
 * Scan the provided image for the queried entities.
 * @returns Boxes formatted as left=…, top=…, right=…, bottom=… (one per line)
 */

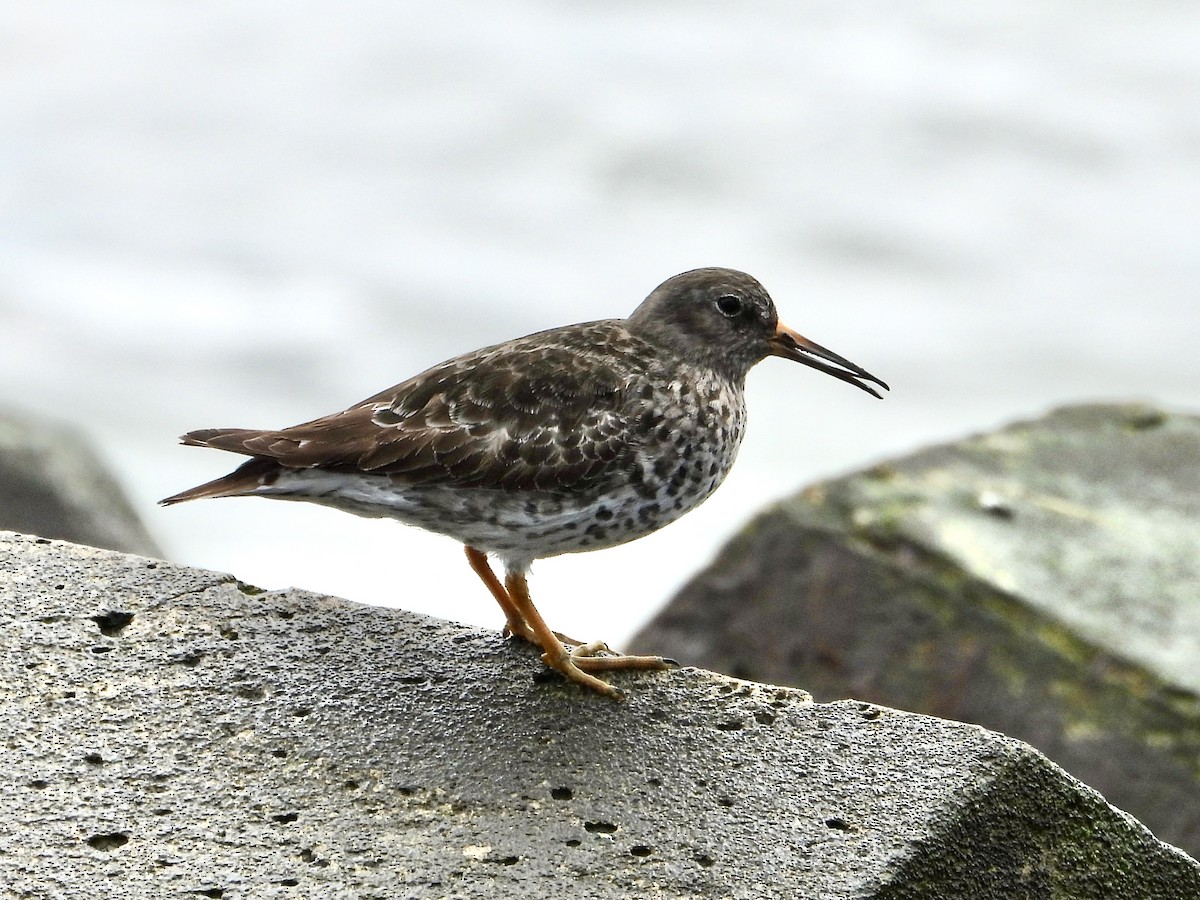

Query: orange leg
left=503, top=569, right=623, bottom=698
left=464, top=546, right=674, bottom=697
left=464, top=546, right=537, bottom=643
left=463, top=546, right=585, bottom=646
left=502, top=570, right=674, bottom=699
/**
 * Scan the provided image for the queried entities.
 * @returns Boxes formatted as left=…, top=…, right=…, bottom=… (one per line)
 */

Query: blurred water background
left=2, top=2, right=1197, bottom=644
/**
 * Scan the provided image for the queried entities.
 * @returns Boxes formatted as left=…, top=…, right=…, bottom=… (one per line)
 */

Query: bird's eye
left=715, top=295, right=743, bottom=317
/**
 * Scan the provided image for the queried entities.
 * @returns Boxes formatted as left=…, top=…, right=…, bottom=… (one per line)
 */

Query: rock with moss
left=632, top=402, right=1200, bottom=858
left=1, top=530, right=1198, bottom=898
left=0, top=409, right=160, bottom=557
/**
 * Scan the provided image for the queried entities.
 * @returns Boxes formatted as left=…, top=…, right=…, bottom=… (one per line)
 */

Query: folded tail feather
left=159, top=456, right=283, bottom=505
left=179, top=427, right=265, bottom=453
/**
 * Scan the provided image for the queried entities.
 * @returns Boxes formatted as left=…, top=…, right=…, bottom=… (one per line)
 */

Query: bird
left=161, top=268, right=888, bottom=698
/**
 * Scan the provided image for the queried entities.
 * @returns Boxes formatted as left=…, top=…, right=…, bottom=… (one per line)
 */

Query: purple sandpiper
left=162, top=268, right=888, bottom=698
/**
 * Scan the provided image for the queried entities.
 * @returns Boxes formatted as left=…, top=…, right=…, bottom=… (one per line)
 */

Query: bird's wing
left=183, top=324, right=655, bottom=493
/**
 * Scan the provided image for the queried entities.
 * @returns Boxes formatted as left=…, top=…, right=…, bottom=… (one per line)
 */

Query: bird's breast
left=625, top=369, right=747, bottom=514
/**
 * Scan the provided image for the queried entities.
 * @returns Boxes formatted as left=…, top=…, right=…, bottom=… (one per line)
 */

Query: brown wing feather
left=174, top=322, right=657, bottom=494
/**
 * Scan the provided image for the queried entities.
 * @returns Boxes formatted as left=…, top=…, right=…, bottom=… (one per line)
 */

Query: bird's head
left=627, top=267, right=889, bottom=397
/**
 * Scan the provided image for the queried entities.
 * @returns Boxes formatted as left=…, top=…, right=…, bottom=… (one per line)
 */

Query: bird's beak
left=768, top=322, right=890, bottom=399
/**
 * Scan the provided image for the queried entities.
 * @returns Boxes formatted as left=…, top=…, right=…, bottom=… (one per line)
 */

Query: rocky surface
left=631, top=402, right=1200, bottom=859
left=0, top=409, right=160, bottom=557
left=2, top=530, right=1198, bottom=899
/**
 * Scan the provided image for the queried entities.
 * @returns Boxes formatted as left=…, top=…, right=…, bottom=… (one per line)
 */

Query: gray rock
left=0, top=409, right=161, bottom=557
left=1, top=531, right=1197, bottom=899
left=631, top=402, right=1200, bottom=858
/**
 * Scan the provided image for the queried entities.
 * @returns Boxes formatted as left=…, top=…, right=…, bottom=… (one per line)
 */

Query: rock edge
left=1, top=531, right=1197, bottom=899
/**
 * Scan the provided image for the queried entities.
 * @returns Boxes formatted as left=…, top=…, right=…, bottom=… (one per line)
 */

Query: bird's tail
left=160, top=431, right=282, bottom=505
left=178, top=427, right=262, bottom=451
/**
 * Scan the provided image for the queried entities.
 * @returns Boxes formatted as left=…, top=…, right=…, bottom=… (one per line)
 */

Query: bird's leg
left=464, top=546, right=540, bottom=644
left=466, top=547, right=673, bottom=693
left=502, top=570, right=625, bottom=699
left=463, top=546, right=585, bottom=646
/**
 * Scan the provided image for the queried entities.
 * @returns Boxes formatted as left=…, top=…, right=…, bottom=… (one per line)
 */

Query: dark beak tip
left=862, top=376, right=890, bottom=399
left=771, top=331, right=889, bottom=399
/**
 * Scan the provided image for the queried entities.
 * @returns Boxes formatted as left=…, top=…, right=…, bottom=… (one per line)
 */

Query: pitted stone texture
left=0, top=410, right=160, bottom=556
left=632, top=402, right=1200, bottom=858
left=1, top=532, right=1197, bottom=899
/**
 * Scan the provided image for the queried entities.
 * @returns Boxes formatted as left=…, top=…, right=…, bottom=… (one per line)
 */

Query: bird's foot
left=568, top=644, right=677, bottom=673
left=501, top=619, right=539, bottom=644
left=507, top=631, right=670, bottom=697
left=503, top=621, right=585, bottom=648
left=490, top=565, right=674, bottom=699
left=536, top=642, right=676, bottom=698
left=538, top=647, right=627, bottom=699
left=569, top=639, right=614, bottom=656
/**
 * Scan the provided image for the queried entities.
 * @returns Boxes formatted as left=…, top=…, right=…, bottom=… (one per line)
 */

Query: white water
left=2, top=2, right=1197, bottom=644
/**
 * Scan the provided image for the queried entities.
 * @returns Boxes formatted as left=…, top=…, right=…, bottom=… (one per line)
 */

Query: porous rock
left=2, top=531, right=1198, bottom=898
left=0, top=409, right=160, bottom=556
left=632, top=402, right=1200, bottom=858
